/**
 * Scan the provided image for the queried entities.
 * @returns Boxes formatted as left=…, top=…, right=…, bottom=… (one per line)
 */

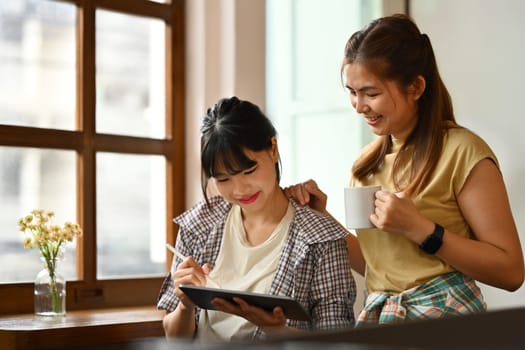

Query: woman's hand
left=371, top=190, right=433, bottom=243
left=284, top=179, right=328, bottom=213
left=172, top=257, right=212, bottom=309
left=212, top=297, right=287, bottom=333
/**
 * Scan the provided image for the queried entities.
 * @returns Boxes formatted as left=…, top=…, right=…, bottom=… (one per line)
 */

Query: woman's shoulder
left=445, top=124, right=488, bottom=145
left=443, top=125, right=499, bottom=170
left=445, top=126, right=496, bottom=155
left=290, top=200, right=348, bottom=243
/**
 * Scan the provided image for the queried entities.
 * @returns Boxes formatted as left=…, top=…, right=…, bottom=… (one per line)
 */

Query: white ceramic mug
left=344, top=185, right=381, bottom=229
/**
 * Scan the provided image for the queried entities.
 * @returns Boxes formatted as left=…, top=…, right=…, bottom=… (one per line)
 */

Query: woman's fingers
left=211, top=297, right=286, bottom=328
left=284, top=184, right=311, bottom=205
left=173, top=257, right=208, bottom=287
left=284, top=179, right=328, bottom=212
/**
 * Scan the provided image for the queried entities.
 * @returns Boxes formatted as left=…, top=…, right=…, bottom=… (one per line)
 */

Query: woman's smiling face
left=343, top=62, right=422, bottom=140
left=212, top=140, right=280, bottom=213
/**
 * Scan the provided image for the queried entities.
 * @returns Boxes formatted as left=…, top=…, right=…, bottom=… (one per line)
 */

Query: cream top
left=197, top=202, right=294, bottom=342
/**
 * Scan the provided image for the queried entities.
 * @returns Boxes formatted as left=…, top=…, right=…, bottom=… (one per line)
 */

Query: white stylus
left=165, top=243, right=187, bottom=260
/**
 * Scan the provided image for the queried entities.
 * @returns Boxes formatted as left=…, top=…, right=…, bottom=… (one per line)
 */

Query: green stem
left=49, top=277, right=60, bottom=313
left=43, top=254, right=61, bottom=314
left=39, top=242, right=64, bottom=314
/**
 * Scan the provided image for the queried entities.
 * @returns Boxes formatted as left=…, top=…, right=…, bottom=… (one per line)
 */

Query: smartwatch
left=419, top=223, right=444, bottom=254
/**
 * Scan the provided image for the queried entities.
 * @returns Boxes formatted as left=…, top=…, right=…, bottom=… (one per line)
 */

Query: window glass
left=0, top=0, right=180, bottom=312
left=266, top=0, right=380, bottom=223
left=96, top=152, right=166, bottom=278
left=96, top=10, right=166, bottom=139
left=0, top=147, right=78, bottom=283
left=0, top=0, right=76, bottom=130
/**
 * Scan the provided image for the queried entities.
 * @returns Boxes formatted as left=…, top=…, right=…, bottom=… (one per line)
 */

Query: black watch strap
left=419, top=223, right=444, bottom=254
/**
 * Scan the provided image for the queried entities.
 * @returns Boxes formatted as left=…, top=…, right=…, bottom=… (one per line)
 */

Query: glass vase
left=34, top=256, right=66, bottom=316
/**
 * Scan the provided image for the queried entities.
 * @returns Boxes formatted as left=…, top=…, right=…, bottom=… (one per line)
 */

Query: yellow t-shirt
left=351, top=126, right=498, bottom=293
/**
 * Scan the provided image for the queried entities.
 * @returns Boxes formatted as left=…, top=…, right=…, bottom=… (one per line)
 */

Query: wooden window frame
left=0, top=0, right=185, bottom=314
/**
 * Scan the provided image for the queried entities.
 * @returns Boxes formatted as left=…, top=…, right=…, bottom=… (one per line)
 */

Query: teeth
left=366, top=116, right=380, bottom=121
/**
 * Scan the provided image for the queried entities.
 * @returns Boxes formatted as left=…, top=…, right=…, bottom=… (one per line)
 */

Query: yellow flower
left=19, top=209, right=81, bottom=316
left=23, top=236, right=34, bottom=249
left=18, top=209, right=82, bottom=260
left=18, top=219, right=27, bottom=231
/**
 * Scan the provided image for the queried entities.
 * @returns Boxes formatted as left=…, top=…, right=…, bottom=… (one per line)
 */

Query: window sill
left=0, top=306, right=165, bottom=350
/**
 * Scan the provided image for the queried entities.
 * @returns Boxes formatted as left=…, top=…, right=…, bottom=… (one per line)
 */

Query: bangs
left=202, top=138, right=257, bottom=178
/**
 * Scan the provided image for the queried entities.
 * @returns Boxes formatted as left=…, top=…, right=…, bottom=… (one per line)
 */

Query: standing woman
left=157, top=96, right=355, bottom=341
left=286, top=14, right=524, bottom=327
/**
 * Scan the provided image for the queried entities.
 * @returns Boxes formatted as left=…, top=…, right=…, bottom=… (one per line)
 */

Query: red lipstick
left=239, top=192, right=260, bottom=205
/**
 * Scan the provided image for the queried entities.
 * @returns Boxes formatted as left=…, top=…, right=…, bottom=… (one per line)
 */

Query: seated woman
left=157, top=96, right=356, bottom=342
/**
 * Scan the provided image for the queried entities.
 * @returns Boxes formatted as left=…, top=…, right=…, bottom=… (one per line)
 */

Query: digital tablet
left=179, top=285, right=311, bottom=322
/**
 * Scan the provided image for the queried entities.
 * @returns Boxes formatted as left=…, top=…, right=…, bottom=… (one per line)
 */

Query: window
left=0, top=0, right=184, bottom=313
left=266, top=0, right=390, bottom=318
left=266, top=0, right=381, bottom=223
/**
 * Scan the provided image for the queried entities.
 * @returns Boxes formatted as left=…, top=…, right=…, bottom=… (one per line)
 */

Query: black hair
left=200, top=96, right=281, bottom=202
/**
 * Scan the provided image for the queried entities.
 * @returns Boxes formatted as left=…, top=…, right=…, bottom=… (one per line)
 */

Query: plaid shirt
left=157, top=196, right=356, bottom=340
left=356, top=271, right=486, bottom=327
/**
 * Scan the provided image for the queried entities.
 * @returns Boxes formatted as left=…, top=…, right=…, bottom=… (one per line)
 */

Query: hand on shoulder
left=284, top=179, right=328, bottom=213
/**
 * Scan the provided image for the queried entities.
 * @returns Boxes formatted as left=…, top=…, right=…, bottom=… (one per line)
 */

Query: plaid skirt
left=356, top=271, right=486, bottom=328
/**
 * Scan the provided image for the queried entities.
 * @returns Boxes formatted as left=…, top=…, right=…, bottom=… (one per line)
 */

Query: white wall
left=411, top=0, right=525, bottom=310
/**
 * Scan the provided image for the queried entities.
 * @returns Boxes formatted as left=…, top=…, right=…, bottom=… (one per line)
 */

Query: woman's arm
left=345, top=233, right=366, bottom=276
left=443, top=158, right=524, bottom=290
left=162, top=303, right=196, bottom=338
left=373, top=159, right=524, bottom=291
left=161, top=255, right=212, bottom=337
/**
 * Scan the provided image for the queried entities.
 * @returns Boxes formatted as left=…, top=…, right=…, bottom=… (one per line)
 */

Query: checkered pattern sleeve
left=308, top=237, right=356, bottom=330
left=264, top=201, right=356, bottom=336
left=156, top=196, right=229, bottom=313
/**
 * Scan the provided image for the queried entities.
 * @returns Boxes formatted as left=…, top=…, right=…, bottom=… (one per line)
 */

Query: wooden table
left=0, top=306, right=165, bottom=350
